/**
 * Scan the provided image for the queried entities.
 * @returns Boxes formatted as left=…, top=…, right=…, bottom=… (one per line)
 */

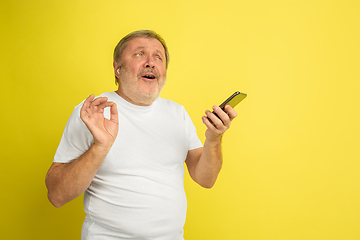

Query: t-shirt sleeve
left=184, top=109, right=203, bottom=150
left=53, top=103, right=94, bottom=163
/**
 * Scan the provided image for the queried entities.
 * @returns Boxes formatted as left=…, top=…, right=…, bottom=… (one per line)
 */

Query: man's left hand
left=202, top=105, right=237, bottom=142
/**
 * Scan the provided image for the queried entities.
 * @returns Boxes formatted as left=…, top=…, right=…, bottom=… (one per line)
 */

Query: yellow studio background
left=1, top=0, right=359, bottom=239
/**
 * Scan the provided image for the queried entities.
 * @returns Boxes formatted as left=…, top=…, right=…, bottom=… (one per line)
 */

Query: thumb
left=110, top=103, right=118, bottom=124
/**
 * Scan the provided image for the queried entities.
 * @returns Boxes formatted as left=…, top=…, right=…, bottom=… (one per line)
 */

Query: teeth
left=144, top=75, right=155, bottom=79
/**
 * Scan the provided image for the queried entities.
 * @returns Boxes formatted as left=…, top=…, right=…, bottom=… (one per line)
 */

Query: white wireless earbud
left=117, top=69, right=120, bottom=74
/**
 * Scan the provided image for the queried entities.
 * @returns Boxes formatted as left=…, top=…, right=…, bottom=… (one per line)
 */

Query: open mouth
left=142, top=74, right=156, bottom=80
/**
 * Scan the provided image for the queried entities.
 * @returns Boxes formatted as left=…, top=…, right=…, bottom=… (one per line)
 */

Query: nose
left=144, top=56, right=155, bottom=68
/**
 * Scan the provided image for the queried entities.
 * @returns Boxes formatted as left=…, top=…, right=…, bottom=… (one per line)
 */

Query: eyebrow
left=134, top=46, right=164, bottom=57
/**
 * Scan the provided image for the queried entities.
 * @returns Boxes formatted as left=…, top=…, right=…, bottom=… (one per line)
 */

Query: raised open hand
left=80, top=94, right=119, bottom=150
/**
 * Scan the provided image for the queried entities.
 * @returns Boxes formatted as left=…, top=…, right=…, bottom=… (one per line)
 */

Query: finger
left=205, top=110, right=224, bottom=129
left=80, top=94, right=95, bottom=120
left=110, top=103, right=118, bottom=123
left=90, top=97, right=109, bottom=107
left=212, top=106, right=230, bottom=126
left=97, top=101, right=115, bottom=111
left=81, top=94, right=95, bottom=110
left=224, top=105, right=237, bottom=120
left=202, top=115, right=218, bottom=131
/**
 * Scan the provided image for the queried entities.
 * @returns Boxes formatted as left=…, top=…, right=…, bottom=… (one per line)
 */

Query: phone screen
left=219, top=91, right=247, bottom=110
left=210, top=91, right=247, bottom=121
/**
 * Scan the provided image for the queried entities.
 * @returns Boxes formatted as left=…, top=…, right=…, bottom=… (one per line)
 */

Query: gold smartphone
left=218, top=91, right=247, bottom=110
left=212, top=91, right=247, bottom=120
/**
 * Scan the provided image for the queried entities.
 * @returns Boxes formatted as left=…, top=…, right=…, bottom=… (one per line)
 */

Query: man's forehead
left=127, top=37, right=165, bottom=54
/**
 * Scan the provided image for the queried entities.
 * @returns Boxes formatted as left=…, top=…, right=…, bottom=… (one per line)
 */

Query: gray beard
left=117, top=66, right=166, bottom=106
left=118, top=78, right=166, bottom=106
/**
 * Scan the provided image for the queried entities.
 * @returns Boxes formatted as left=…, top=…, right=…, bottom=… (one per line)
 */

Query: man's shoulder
left=98, top=91, right=115, bottom=99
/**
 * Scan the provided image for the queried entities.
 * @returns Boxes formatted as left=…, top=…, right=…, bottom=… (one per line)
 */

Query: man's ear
left=113, top=60, right=121, bottom=78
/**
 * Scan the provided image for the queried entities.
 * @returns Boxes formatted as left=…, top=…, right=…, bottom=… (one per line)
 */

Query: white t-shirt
left=54, top=92, right=203, bottom=239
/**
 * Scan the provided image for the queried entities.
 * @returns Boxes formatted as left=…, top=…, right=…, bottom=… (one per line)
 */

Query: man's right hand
left=80, top=94, right=119, bottom=151
left=46, top=94, right=119, bottom=207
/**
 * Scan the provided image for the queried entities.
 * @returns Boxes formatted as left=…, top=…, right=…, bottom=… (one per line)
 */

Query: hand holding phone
left=204, top=91, right=247, bottom=138
left=213, top=91, right=247, bottom=118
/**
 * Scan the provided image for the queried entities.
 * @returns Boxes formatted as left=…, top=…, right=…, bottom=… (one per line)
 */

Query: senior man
left=46, top=30, right=237, bottom=239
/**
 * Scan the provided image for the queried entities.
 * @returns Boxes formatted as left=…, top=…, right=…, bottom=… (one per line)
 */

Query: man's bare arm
left=186, top=105, right=237, bottom=188
left=45, top=95, right=118, bottom=207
